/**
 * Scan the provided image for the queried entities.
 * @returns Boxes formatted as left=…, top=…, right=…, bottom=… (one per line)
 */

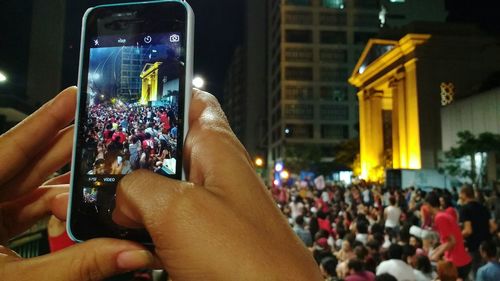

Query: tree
left=283, top=143, right=322, bottom=173
left=334, top=138, right=361, bottom=176
left=441, top=131, right=500, bottom=187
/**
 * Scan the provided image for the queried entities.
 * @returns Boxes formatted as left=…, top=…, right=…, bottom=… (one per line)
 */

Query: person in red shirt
left=425, top=192, right=471, bottom=280
left=112, top=126, right=127, bottom=144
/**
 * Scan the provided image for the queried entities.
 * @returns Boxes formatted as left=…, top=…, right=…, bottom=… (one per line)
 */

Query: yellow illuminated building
left=140, top=62, right=163, bottom=105
left=349, top=34, right=430, bottom=181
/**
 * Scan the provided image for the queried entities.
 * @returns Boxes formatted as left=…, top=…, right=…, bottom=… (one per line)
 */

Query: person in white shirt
left=376, top=244, right=417, bottom=281
left=384, top=196, right=402, bottom=238
left=289, top=196, right=305, bottom=219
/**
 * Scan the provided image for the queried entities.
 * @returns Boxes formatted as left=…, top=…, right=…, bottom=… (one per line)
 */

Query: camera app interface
left=78, top=33, right=183, bottom=223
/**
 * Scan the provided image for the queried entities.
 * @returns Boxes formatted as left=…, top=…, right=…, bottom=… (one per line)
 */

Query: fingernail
left=116, top=250, right=154, bottom=270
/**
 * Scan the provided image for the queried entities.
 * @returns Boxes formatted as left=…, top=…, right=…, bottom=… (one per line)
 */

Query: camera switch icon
left=169, top=34, right=180, bottom=43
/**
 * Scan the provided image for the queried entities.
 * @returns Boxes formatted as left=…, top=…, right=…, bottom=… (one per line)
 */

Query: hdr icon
left=169, top=34, right=180, bottom=42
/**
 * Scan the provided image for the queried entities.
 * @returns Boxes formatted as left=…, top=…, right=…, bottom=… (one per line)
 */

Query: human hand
left=112, top=90, right=323, bottom=280
left=0, top=87, right=155, bottom=280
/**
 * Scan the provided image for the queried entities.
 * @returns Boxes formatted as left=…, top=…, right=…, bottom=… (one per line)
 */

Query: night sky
left=1, top=0, right=499, bottom=106
left=0, top=0, right=244, bottom=101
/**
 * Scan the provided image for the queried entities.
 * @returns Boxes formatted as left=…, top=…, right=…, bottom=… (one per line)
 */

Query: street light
left=274, top=162, right=283, bottom=172
left=0, top=71, right=7, bottom=83
left=255, top=157, right=264, bottom=167
left=280, top=170, right=290, bottom=180
left=192, top=76, right=205, bottom=89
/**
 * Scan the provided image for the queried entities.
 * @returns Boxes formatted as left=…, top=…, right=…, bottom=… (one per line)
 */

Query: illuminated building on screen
left=349, top=23, right=500, bottom=181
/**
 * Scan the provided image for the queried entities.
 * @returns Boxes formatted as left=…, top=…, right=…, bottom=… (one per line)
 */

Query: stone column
left=404, top=58, right=422, bottom=169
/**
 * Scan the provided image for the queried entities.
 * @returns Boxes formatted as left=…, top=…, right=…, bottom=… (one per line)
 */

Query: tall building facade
left=267, top=0, right=381, bottom=170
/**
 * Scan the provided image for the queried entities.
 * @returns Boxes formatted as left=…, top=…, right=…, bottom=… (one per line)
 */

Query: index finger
left=0, top=86, right=77, bottom=186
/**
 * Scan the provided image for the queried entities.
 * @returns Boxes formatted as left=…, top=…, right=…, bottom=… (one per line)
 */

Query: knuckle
left=72, top=248, right=108, bottom=281
left=195, top=90, right=220, bottom=107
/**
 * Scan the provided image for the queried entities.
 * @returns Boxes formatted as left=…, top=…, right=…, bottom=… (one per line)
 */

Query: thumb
left=11, top=239, right=155, bottom=281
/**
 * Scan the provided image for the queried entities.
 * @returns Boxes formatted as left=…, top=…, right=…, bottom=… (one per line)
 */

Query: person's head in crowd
left=315, top=229, right=329, bottom=241
left=459, top=185, right=475, bottom=204
left=424, top=192, right=440, bottom=214
left=372, top=232, right=385, bottom=246
left=370, top=223, right=384, bottom=236
left=439, top=193, right=453, bottom=210
left=402, top=244, right=416, bottom=266
left=436, top=260, right=458, bottom=281
left=409, top=235, right=422, bottom=250
left=145, top=132, right=152, bottom=140
left=480, top=240, right=497, bottom=261
left=336, top=224, right=346, bottom=240
left=398, top=224, right=411, bottom=244
left=354, top=245, right=368, bottom=260
left=356, top=220, right=369, bottom=235
left=317, top=209, right=328, bottom=219
left=340, top=239, right=352, bottom=253
left=366, top=239, right=380, bottom=255
left=415, top=255, right=432, bottom=274
left=320, top=256, right=338, bottom=279
left=389, top=196, right=397, bottom=206
left=375, top=273, right=398, bottom=281
left=345, top=233, right=356, bottom=246
left=387, top=244, right=403, bottom=260
left=315, top=237, right=330, bottom=252
left=347, top=259, right=365, bottom=275
left=294, top=215, right=305, bottom=228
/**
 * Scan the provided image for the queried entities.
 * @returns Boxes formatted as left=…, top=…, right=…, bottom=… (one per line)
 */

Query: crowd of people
left=272, top=181, right=500, bottom=281
left=82, top=101, right=179, bottom=176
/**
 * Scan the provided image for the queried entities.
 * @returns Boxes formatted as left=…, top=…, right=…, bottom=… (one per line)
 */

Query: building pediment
left=349, top=34, right=431, bottom=88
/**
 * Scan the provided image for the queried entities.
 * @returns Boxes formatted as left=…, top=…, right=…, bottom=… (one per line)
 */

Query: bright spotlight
left=255, top=157, right=264, bottom=167
left=192, top=76, right=205, bottom=88
left=274, top=162, right=283, bottom=172
left=0, top=71, right=7, bottom=83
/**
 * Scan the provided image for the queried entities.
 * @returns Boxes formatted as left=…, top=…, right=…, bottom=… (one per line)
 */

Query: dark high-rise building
left=223, top=0, right=267, bottom=162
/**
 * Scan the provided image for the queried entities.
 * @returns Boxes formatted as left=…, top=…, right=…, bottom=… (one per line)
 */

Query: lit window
left=323, top=0, right=344, bottom=9
left=390, top=0, right=405, bottom=3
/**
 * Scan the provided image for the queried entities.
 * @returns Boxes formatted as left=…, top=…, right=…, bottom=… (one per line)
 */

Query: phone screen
left=70, top=2, right=192, bottom=242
